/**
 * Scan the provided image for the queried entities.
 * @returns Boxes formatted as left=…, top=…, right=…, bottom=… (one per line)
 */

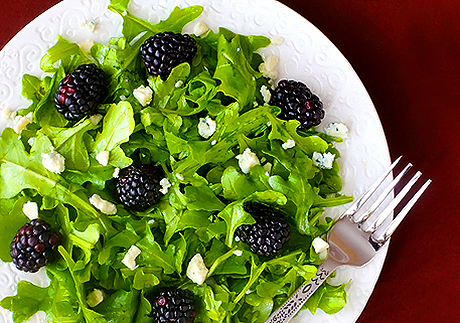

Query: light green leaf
left=41, top=118, right=99, bottom=170
left=93, top=101, right=134, bottom=168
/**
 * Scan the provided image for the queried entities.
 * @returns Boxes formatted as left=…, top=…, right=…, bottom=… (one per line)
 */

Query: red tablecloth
left=1, top=1, right=459, bottom=322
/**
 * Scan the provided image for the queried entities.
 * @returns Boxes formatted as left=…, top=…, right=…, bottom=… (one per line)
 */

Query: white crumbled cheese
left=235, top=236, right=241, bottom=242
left=253, top=101, right=259, bottom=108
left=325, top=122, right=349, bottom=140
left=194, top=21, right=210, bottom=37
left=176, top=173, right=184, bottom=181
left=259, top=55, right=279, bottom=80
left=159, top=178, right=171, bottom=195
left=312, top=237, right=329, bottom=254
left=260, top=85, right=271, bottom=103
left=86, top=289, right=105, bottom=308
left=81, top=20, right=97, bottom=32
left=96, top=150, right=110, bottom=166
left=175, top=80, right=184, bottom=88
left=22, top=201, right=38, bottom=220
left=42, top=147, right=66, bottom=174
left=235, top=148, right=260, bottom=174
left=271, top=36, right=284, bottom=46
left=1, top=108, right=14, bottom=120
left=80, top=39, right=96, bottom=53
left=113, top=168, right=120, bottom=178
left=89, top=194, right=117, bottom=215
left=120, top=95, right=127, bottom=101
left=211, top=140, right=217, bottom=146
left=27, top=137, right=35, bottom=147
left=186, top=253, right=209, bottom=285
left=263, top=162, right=272, bottom=174
left=233, top=250, right=243, bottom=257
left=198, top=116, right=217, bottom=139
left=282, top=139, right=296, bottom=150
left=122, top=245, right=141, bottom=270
left=13, top=112, right=34, bottom=133
left=312, top=152, right=335, bottom=169
left=89, top=114, right=103, bottom=125
left=133, top=85, right=153, bottom=107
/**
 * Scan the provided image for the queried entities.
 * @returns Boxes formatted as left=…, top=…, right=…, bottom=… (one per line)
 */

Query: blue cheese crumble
left=198, top=116, right=217, bottom=139
left=312, top=152, right=335, bottom=169
left=133, top=85, right=153, bottom=106
left=42, top=147, right=66, bottom=174
left=281, top=139, right=296, bottom=149
left=325, top=122, right=349, bottom=140
left=236, top=148, right=260, bottom=173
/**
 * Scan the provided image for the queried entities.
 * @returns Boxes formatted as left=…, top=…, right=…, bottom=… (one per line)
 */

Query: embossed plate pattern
left=0, top=0, right=391, bottom=322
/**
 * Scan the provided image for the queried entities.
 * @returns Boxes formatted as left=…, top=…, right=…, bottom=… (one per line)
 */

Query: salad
left=0, top=1, right=353, bottom=322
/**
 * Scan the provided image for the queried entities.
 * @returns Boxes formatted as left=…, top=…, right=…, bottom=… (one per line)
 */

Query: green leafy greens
left=0, top=1, right=352, bottom=322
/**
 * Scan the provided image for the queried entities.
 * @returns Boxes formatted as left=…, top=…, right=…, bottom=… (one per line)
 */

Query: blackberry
left=10, top=219, right=61, bottom=273
left=115, top=165, right=163, bottom=211
left=150, top=289, right=196, bottom=323
left=54, top=64, right=106, bottom=121
left=269, top=79, right=325, bottom=130
left=140, top=32, right=197, bottom=79
left=236, top=203, right=290, bottom=257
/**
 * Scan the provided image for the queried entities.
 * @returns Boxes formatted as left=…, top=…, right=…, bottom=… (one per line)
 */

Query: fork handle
left=264, top=258, right=339, bottom=323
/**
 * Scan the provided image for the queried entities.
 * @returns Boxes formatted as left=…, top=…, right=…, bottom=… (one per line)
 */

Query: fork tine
left=372, top=178, right=432, bottom=242
left=354, top=162, right=413, bottom=223
left=363, top=170, right=422, bottom=232
left=340, top=156, right=403, bottom=219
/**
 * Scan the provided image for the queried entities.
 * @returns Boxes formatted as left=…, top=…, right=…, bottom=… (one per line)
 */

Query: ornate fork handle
left=265, top=259, right=339, bottom=323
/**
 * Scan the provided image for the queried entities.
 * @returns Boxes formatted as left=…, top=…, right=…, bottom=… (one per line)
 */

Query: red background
left=1, top=0, right=459, bottom=322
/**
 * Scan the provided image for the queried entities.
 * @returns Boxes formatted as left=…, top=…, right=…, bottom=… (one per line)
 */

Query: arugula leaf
left=184, top=283, right=228, bottom=322
left=40, top=36, right=92, bottom=73
left=22, top=74, right=51, bottom=104
left=0, top=281, right=50, bottom=323
left=109, top=1, right=203, bottom=40
left=33, top=65, right=68, bottom=128
left=148, top=63, right=191, bottom=111
left=40, top=118, right=99, bottom=171
left=91, top=44, right=121, bottom=77
left=0, top=196, right=29, bottom=261
left=93, top=101, right=135, bottom=168
left=306, top=282, right=348, bottom=315
left=59, top=247, right=108, bottom=323
left=214, top=34, right=262, bottom=108
left=96, top=289, right=140, bottom=322
left=217, top=200, right=255, bottom=248
left=136, top=225, right=177, bottom=275
left=0, top=129, right=110, bottom=234
left=184, top=185, right=226, bottom=211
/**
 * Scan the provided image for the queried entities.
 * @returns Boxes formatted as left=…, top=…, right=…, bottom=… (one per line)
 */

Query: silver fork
left=264, top=157, right=432, bottom=323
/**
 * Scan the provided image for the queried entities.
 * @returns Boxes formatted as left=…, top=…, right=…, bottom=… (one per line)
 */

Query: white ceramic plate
left=0, top=0, right=391, bottom=322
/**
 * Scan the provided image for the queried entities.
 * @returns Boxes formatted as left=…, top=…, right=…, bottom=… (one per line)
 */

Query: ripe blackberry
left=270, top=79, right=325, bottom=130
left=115, top=165, right=163, bottom=211
left=54, top=64, right=106, bottom=121
left=140, top=32, right=197, bottom=79
left=10, top=219, right=61, bottom=273
left=236, top=203, right=290, bottom=257
left=150, top=289, right=196, bottom=323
